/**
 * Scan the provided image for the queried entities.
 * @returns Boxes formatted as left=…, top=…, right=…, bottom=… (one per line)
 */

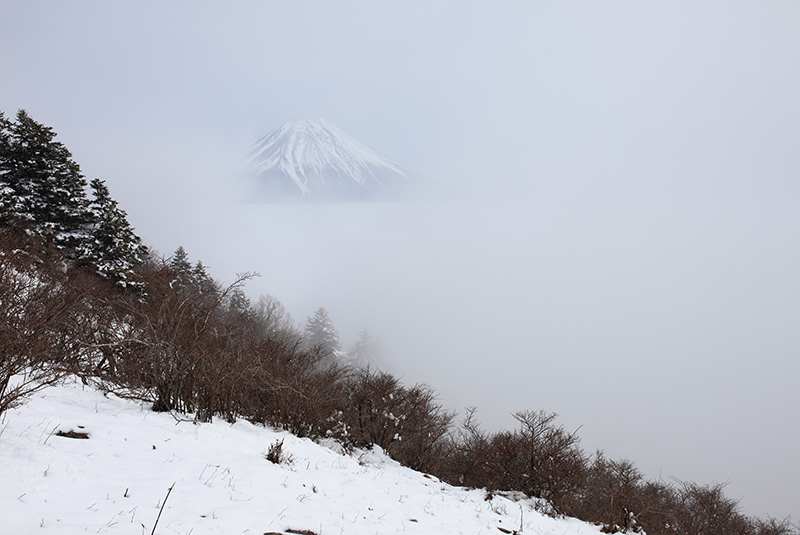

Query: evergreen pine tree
left=0, top=110, right=92, bottom=254
left=0, top=110, right=34, bottom=226
left=304, top=307, right=343, bottom=355
left=169, top=246, right=192, bottom=273
left=226, top=287, right=251, bottom=313
left=192, top=261, right=219, bottom=296
left=0, top=112, right=13, bottom=214
left=86, top=178, right=148, bottom=283
left=347, top=327, right=381, bottom=368
left=168, top=246, right=194, bottom=290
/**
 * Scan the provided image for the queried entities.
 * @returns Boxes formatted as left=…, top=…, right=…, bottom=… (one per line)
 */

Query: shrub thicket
left=341, top=368, right=454, bottom=473
left=0, top=228, right=106, bottom=415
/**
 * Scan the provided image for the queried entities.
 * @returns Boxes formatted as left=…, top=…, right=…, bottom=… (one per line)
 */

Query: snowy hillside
left=1, top=379, right=602, bottom=535
left=246, top=120, right=429, bottom=202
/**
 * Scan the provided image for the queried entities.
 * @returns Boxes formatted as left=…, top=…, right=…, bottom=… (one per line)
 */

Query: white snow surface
left=1, top=379, right=602, bottom=535
left=247, top=119, right=416, bottom=200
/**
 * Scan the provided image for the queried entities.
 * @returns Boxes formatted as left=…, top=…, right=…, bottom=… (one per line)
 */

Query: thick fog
left=2, top=1, right=799, bottom=520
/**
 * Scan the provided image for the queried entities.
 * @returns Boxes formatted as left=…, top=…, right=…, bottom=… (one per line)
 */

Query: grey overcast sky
left=2, top=1, right=799, bottom=520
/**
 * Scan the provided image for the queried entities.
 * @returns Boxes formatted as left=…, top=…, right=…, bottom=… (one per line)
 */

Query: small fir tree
left=85, top=178, right=148, bottom=283
left=192, top=261, right=219, bottom=296
left=227, top=287, right=251, bottom=313
left=347, top=327, right=381, bottom=368
left=168, top=246, right=194, bottom=291
left=169, top=246, right=192, bottom=274
left=304, top=307, right=343, bottom=356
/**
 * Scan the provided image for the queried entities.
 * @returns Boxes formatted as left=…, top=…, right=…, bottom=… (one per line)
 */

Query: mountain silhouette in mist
left=246, top=119, right=442, bottom=202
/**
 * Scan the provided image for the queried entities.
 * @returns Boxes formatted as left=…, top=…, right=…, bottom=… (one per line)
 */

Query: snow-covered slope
left=1, top=379, right=601, bottom=535
left=246, top=120, right=426, bottom=202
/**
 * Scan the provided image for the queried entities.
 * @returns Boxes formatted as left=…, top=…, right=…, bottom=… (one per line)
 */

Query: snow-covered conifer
left=0, top=109, right=92, bottom=254
left=347, top=327, right=381, bottom=368
left=192, top=260, right=219, bottom=296
left=304, top=307, right=343, bottom=356
left=85, top=178, right=148, bottom=283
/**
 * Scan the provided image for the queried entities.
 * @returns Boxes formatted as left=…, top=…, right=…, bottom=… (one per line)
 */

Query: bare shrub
left=251, top=294, right=301, bottom=344
left=751, top=516, right=797, bottom=535
left=340, top=368, right=454, bottom=473
left=87, top=254, right=256, bottom=418
left=632, top=479, right=678, bottom=533
left=564, top=451, right=648, bottom=532
left=242, top=339, right=347, bottom=437
left=667, top=481, right=750, bottom=535
left=512, top=409, right=587, bottom=507
left=265, top=438, right=293, bottom=465
left=440, top=408, right=587, bottom=515
left=575, top=472, right=797, bottom=535
left=0, top=229, right=100, bottom=417
left=633, top=480, right=747, bottom=535
left=438, top=407, right=488, bottom=486
left=108, top=259, right=209, bottom=413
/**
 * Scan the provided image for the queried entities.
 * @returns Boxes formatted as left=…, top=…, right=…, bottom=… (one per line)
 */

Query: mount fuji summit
left=246, top=119, right=432, bottom=202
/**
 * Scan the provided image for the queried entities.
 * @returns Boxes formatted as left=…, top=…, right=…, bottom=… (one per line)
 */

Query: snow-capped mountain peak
left=246, top=119, right=420, bottom=201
